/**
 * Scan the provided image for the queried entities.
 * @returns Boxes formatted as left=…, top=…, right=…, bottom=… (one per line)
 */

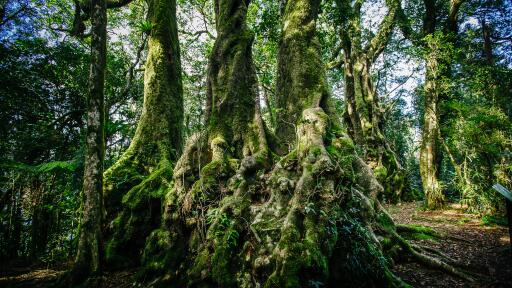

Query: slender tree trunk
left=481, top=19, right=494, bottom=65
left=419, top=0, right=462, bottom=209
left=103, top=0, right=183, bottom=267
left=72, top=0, right=106, bottom=281
left=420, top=41, right=444, bottom=209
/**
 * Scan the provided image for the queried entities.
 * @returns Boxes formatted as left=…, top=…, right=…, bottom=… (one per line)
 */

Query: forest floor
left=388, top=202, right=512, bottom=287
left=0, top=202, right=510, bottom=287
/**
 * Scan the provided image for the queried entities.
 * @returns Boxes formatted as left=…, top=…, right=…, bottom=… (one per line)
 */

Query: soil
left=1, top=202, right=510, bottom=287
left=388, top=202, right=512, bottom=288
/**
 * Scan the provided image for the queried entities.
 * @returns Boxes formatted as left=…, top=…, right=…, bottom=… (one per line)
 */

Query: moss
left=187, top=248, right=211, bottom=283
left=376, top=210, right=396, bottom=232
left=103, top=160, right=144, bottom=214
left=141, top=229, right=172, bottom=271
left=396, top=224, right=440, bottom=239
left=104, top=158, right=172, bottom=268
left=409, top=232, right=438, bottom=241
left=122, top=159, right=172, bottom=209
left=138, top=228, right=189, bottom=285
left=374, top=165, right=388, bottom=180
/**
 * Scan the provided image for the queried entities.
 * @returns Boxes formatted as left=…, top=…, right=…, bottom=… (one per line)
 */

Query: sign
left=493, top=183, right=512, bottom=258
left=492, top=183, right=512, bottom=202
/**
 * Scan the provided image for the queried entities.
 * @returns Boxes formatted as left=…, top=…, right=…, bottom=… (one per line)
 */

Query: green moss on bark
left=137, top=1, right=416, bottom=287
left=103, top=0, right=183, bottom=267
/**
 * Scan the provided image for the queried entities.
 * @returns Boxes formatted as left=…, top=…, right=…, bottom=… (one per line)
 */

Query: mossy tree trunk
left=164, top=0, right=270, bottom=206
left=332, top=0, right=408, bottom=203
left=202, top=0, right=267, bottom=161
left=72, top=0, right=106, bottom=282
left=274, top=0, right=331, bottom=153
left=141, top=0, right=404, bottom=286
left=103, top=0, right=183, bottom=267
left=419, top=0, right=463, bottom=209
left=139, top=0, right=470, bottom=286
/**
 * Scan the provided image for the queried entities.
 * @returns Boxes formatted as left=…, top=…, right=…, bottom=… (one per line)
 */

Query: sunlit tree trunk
left=420, top=39, right=444, bottom=209
left=419, top=0, right=462, bottom=209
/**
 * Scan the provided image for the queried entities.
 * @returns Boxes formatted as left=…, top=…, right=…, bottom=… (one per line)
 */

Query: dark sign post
left=492, top=183, right=512, bottom=257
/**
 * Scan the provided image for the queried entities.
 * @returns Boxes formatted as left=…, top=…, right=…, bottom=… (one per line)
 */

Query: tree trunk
left=139, top=0, right=416, bottom=286
left=167, top=0, right=268, bottom=204
left=103, top=0, right=183, bottom=267
left=72, top=0, right=106, bottom=282
left=419, top=0, right=463, bottom=209
left=481, top=19, right=494, bottom=65
left=343, top=55, right=406, bottom=202
left=337, top=0, right=407, bottom=202
left=274, top=0, right=330, bottom=154
left=203, top=0, right=263, bottom=159
left=420, top=40, right=444, bottom=209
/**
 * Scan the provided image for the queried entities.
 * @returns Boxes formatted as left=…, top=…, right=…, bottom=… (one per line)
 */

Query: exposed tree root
left=396, top=223, right=442, bottom=238
left=138, top=108, right=420, bottom=287
left=135, top=108, right=481, bottom=287
left=411, top=244, right=458, bottom=266
left=390, top=229, right=475, bottom=282
left=397, top=223, right=473, bottom=244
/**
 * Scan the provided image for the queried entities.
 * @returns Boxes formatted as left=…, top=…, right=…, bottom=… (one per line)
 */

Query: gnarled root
left=391, top=230, right=475, bottom=282
left=139, top=108, right=411, bottom=287
left=141, top=108, right=475, bottom=287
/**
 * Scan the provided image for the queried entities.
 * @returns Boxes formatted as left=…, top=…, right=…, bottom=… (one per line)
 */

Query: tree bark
left=419, top=0, right=462, bottom=209
left=72, top=0, right=106, bottom=282
left=420, top=39, right=444, bottom=209
left=481, top=19, right=494, bottom=65
left=103, top=0, right=183, bottom=267
left=335, top=0, right=407, bottom=202
left=169, top=0, right=268, bottom=200
left=274, top=0, right=330, bottom=154
left=203, top=0, right=262, bottom=159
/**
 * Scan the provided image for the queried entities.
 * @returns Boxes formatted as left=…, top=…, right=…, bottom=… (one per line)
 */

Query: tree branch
left=393, top=0, right=422, bottom=47
left=364, top=0, right=399, bottom=63
left=106, top=0, right=134, bottom=9
left=445, top=0, right=465, bottom=33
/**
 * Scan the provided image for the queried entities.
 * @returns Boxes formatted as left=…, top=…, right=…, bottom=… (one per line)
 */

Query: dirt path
left=388, top=202, right=512, bottom=287
left=1, top=202, right=510, bottom=287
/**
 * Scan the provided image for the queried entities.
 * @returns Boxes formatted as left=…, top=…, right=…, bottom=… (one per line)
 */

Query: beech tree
left=103, top=0, right=183, bottom=267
